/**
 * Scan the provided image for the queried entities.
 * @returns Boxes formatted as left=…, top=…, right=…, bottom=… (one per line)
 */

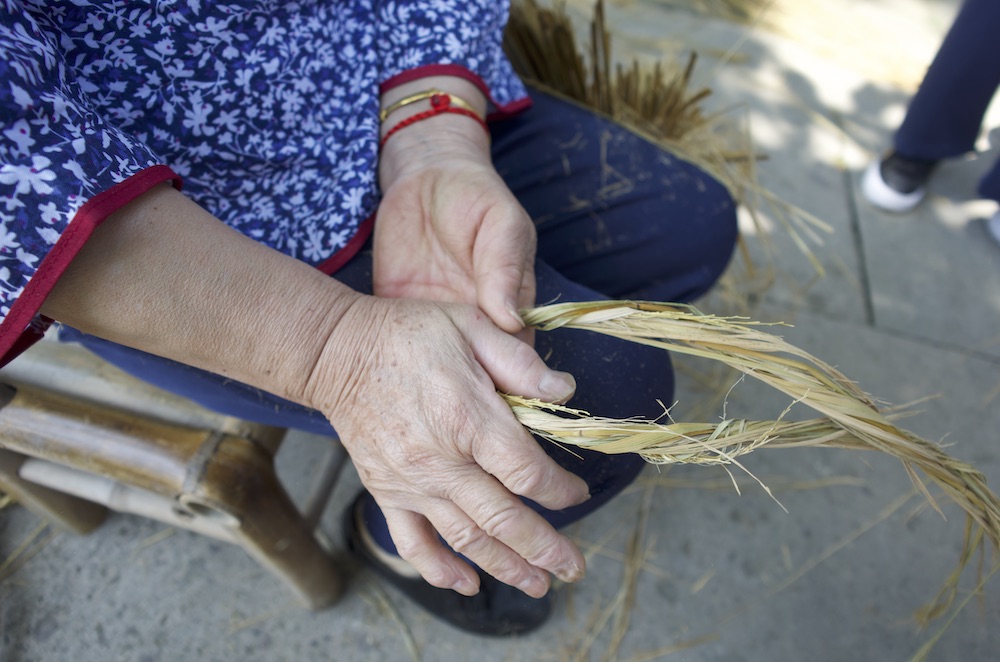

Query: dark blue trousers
left=894, top=0, right=1000, bottom=202
left=60, top=90, right=738, bottom=549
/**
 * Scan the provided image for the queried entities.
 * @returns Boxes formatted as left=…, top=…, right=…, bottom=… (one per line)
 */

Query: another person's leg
left=894, top=0, right=1000, bottom=161
left=979, top=157, right=1000, bottom=243
left=863, top=0, right=1000, bottom=211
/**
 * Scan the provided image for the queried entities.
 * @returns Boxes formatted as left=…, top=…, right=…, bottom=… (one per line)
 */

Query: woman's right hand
left=306, top=295, right=589, bottom=597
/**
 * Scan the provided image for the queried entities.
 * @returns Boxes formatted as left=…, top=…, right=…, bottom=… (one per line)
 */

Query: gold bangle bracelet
left=379, top=88, right=481, bottom=123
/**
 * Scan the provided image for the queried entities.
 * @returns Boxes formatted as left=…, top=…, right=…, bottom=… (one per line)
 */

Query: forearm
left=40, top=184, right=361, bottom=408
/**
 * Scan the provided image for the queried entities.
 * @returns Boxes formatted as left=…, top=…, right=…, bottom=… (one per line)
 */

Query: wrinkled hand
left=306, top=296, right=587, bottom=597
left=375, top=128, right=536, bottom=334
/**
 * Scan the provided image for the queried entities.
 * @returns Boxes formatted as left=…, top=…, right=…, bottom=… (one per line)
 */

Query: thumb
left=473, top=213, right=536, bottom=334
left=459, top=309, right=589, bottom=511
left=463, top=312, right=576, bottom=404
left=475, top=257, right=529, bottom=334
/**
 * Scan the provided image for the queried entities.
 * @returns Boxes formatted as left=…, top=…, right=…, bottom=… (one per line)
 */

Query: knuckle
left=525, top=542, right=563, bottom=570
left=509, top=339, right=539, bottom=369
left=489, top=559, right=527, bottom=584
left=445, top=524, right=489, bottom=558
left=478, top=503, right=523, bottom=541
left=502, top=462, right=545, bottom=498
left=392, top=536, right=425, bottom=562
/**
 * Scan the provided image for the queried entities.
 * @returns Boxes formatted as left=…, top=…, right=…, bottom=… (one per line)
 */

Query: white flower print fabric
left=0, top=0, right=528, bottom=360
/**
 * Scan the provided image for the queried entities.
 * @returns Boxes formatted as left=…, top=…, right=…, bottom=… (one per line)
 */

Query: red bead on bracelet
left=379, top=93, right=489, bottom=149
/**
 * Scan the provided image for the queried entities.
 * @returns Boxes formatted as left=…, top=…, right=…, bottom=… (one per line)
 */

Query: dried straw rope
left=508, top=300, right=1000, bottom=623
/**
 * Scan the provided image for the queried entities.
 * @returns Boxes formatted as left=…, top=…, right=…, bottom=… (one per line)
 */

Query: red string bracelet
left=379, top=93, right=490, bottom=150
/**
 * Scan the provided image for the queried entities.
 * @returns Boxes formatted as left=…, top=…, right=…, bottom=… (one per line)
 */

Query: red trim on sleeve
left=0, top=165, right=182, bottom=368
left=380, top=64, right=532, bottom=121
left=316, top=213, right=374, bottom=275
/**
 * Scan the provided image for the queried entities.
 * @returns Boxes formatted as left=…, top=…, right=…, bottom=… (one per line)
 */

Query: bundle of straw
left=505, top=0, right=833, bottom=283
left=508, top=300, right=1000, bottom=624
left=505, top=0, right=738, bottom=175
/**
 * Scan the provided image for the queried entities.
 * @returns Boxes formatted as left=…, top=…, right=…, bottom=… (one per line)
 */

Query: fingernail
left=506, top=302, right=525, bottom=329
left=555, top=560, right=585, bottom=583
left=453, top=576, right=479, bottom=596
left=519, top=573, right=549, bottom=598
left=539, top=371, right=576, bottom=402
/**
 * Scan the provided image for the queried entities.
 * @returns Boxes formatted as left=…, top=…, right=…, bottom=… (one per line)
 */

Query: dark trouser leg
left=494, top=90, right=738, bottom=304
left=978, top=156, right=1000, bottom=203
left=894, top=0, right=1000, bottom=162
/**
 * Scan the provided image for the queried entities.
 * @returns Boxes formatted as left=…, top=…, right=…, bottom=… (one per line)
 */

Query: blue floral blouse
left=0, top=0, right=529, bottom=363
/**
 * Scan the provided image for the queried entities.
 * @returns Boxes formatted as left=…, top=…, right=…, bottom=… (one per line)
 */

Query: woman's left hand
left=375, top=100, right=535, bottom=335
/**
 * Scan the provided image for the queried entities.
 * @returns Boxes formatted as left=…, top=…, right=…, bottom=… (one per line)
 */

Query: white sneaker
left=985, top=210, right=1000, bottom=247
left=860, top=152, right=937, bottom=213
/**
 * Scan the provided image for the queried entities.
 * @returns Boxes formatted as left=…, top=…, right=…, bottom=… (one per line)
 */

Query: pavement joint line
left=838, top=113, right=877, bottom=328
left=872, top=326, right=1000, bottom=367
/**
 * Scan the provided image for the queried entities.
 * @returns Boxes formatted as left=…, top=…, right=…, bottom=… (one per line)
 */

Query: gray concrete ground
left=3, top=1, right=1000, bottom=660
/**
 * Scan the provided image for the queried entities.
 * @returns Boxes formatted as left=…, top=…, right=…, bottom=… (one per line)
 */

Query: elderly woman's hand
left=307, top=294, right=588, bottom=596
left=375, top=79, right=535, bottom=335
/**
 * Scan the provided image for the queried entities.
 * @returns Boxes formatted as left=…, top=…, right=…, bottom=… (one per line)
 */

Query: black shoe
left=342, top=491, right=553, bottom=636
left=861, top=151, right=938, bottom=212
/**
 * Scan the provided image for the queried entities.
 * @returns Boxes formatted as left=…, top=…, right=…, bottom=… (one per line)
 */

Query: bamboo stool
left=0, top=337, right=347, bottom=609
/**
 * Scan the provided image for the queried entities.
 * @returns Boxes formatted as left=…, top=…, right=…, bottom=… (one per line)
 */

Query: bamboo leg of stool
left=0, top=448, right=108, bottom=534
left=185, top=435, right=344, bottom=609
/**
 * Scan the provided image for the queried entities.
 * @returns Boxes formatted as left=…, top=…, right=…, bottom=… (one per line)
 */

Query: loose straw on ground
left=507, top=300, right=1000, bottom=625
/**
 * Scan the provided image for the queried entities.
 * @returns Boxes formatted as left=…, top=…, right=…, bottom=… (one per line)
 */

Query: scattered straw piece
left=0, top=521, right=56, bottom=585
left=909, top=563, right=1000, bottom=662
left=622, top=634, right=721, bottom=662
left=227, top=601, right=299, bottom=634
left=690, top=568, right=716, bottom=595
left=365, top=584, right=420, bottom=662
left=606, top=482, right=656, bottom=660
left=131, top=527, right=176, bottom=556
left=763, top=491, right=916, bottom=600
